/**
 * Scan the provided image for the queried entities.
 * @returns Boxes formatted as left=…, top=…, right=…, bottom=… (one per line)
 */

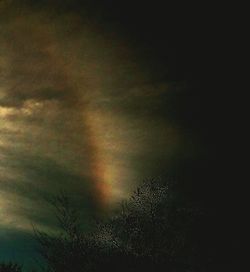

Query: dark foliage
left=0, top=262, right=22, bottom=272
left=34, top=178, right=205, bottom=272
left=33, top=194, right=87, bottom=272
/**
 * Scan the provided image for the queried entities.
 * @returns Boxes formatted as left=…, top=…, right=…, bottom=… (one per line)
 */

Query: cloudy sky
left=0, top=0, right=217, bottom=267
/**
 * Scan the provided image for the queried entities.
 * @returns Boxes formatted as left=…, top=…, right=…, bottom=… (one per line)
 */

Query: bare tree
left=33, top=193, right=89, bottom=272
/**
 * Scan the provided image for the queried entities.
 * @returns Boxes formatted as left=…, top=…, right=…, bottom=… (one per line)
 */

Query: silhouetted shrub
left=34, top=194, right=90, bottom=272
left=0, top=262, right=22, bottom=272
left=90, top=178, right=202, bottom=271
left=34, top=178, right=203, bottom=272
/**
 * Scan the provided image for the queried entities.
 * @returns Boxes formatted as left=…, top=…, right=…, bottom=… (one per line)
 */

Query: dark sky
left=0, top=0, right=240, bottom=269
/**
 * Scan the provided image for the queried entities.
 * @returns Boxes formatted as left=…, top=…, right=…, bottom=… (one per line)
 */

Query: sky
left=0, top=0, right=231, bottom=269
left=0, top=0, right=188, bottom=266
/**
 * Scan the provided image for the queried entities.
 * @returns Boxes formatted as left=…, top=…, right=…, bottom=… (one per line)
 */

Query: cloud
left=0, top=1, right=183, bottom=237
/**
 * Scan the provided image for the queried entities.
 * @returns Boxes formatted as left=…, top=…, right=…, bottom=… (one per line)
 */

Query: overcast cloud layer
left=0, top=3, right=187, bottom=265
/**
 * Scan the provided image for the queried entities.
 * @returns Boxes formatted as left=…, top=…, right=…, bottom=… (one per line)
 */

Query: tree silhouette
left=34, top=193, right=90, bottom=272
left=0, top=262, right=22, bottom=272
left=90, top=178, right=202, bottom=272
left=34, top=178, right=204, bottom=272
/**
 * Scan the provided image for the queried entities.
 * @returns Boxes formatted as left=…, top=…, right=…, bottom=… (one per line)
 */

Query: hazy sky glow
left=0, top=0, right=185, bottom=265
left=0, top=2, right=235, bottom=270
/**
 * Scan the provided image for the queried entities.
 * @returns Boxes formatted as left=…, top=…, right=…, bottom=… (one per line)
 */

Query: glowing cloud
left=0, top=2, right=180, bottom=233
